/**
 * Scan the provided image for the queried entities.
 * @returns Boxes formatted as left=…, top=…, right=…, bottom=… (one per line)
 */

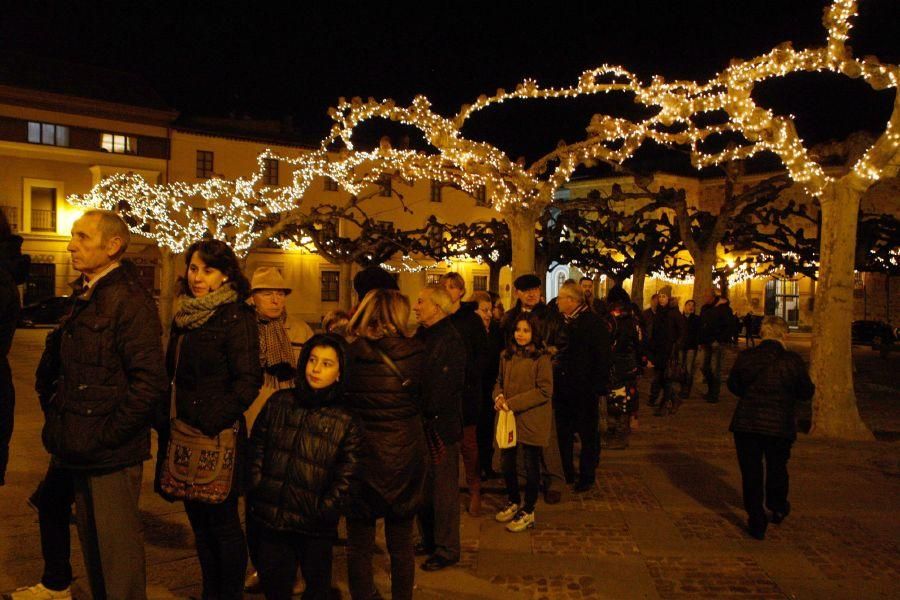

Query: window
left=135, top=264, right=157, bottom=295
left=474, top=185, right=488, bottom=207
left=27, top=122, right=69, bottom=147
left=30, top=187, right=57, bottom=232
left=430, top=180, right=442, bottom=202
left=379, top=174, right=392, bottom=197
left=101, top=133, right=137, bottom=154
left=0, top=204, right=18, bottom=232
left=324, top=178, right=339, bottom=192
left=196, top=150, right=214, bottom=178
left=263, top=158, right=279, bottom=186
left=473, top=275, right=488, bottom=291
left=425, top=272, right=444, bottom=285
left=321, top=271, right=340, bottom=302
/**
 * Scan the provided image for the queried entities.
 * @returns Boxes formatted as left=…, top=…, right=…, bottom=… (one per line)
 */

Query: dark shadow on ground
left=140, top=511, right=192, bottom=549
left=647, top=449, right=745, bottom=530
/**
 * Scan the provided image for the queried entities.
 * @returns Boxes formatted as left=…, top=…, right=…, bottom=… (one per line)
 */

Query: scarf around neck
left=174, top=284, right=239, bottom=330
left=258, top=311, right=296, bottom=388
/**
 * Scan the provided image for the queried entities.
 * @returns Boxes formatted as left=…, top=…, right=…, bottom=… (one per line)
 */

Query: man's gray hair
left=424, top=283, right=453, bottom=315
left=83, top=209, right=131, bottom=258
left=557, top=281, right=584, bottom=303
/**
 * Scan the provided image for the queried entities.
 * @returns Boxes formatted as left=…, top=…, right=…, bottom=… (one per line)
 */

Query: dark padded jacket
left=448, top=301, right=488, bottom=426
left=415, top=317, right=466, bottom=445
left=163, top=302, right=262, bottom=437
left=610, top=311, right=643, bottom=387
left=343, top=336, right=428, bottom=519
left=647, top=305, right=686, bottom=362
left=553, top=307, right=612, bottom=403
left=700, top=300, right=735, bottom=344
left=38, top=262, right=167, bottom=470
left=247, top=387, right=363, bottom=537
left=727, top=340, right=815, bottom=440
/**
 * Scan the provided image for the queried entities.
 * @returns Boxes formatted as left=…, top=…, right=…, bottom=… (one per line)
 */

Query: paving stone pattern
left=490, top=575, right=604, bottom=600
left=644, top=556, right=786, bottom=599
left=532, top=523, right=640, bottom=557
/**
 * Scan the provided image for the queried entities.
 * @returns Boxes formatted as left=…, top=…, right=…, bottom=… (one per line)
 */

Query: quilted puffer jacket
left=727, top=339, right=815, bottom=440
left=247, top=385, right=363, bottom=537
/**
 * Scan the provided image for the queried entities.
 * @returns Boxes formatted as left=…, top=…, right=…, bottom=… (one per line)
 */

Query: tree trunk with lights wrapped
left=809, top=181, right=872, bottom=439
left=506, top=208, right=540, bottom=277
left=158, top=249, right=178, bottom=340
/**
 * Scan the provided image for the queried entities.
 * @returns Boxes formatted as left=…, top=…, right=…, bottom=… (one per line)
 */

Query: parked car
left=17, top=296, right=71, bottom=328
left=851, top=320, right=896, bottom=355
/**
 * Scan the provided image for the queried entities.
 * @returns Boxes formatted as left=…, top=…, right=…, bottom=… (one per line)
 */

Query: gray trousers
left=73, top=463, right=146, bottom=600
left=418, top=441, right=460, bottom=561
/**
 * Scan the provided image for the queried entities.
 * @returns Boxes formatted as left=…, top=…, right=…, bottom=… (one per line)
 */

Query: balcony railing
left=0, top=205, right=18, bottom=232
left=31, top=209, right=56, bottom=232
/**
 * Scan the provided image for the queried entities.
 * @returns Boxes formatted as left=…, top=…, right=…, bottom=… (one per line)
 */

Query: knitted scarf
left=173, top=284, right=239, bottom=330
left=258, top=311, right=296, bottom=388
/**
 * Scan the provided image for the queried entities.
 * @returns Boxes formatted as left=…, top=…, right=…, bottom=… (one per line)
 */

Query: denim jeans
left=700, top=342, right=723, bottom=401
left=501, top=444, right=542, bottom=512
left=680, top=348, right=698, bottom=396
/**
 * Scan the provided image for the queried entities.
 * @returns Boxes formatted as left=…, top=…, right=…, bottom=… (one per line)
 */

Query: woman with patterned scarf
left=155, top=239, right=262, bottom=600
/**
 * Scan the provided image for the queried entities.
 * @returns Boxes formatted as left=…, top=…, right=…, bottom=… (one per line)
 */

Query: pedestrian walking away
left=727, top=316, right=815, bottom=540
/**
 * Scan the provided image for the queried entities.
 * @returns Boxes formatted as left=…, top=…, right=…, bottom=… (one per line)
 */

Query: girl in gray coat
left=492, top=313, right=553, bottom=532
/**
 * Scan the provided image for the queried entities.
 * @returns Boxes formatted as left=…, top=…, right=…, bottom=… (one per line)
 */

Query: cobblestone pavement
left=2, top=330, right=899, bottom=599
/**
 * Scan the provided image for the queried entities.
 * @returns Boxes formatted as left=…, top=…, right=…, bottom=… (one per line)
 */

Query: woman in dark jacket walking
left=727, top=316, right=814, bottom=540
left=248, top=334, right=362, bottom=600
left=342, top=289, right=427, bottom=600
left=157, top=239, right=262, bottom=600
left=680, top=299, right=701, bottom=399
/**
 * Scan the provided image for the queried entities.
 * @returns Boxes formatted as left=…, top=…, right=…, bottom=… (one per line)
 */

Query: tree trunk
left=339, top=262, right=353, bottom=311
left=488, top=263, right=501, bottom=294
left=691, top=249, right=717, bottom=304
left=158, top=250, right=178, bottom=342
left=631, top=263, right=648, bottom=310
left=505, top=209, right=538, bottom=278
left=809, top=181, right=872, bottom=440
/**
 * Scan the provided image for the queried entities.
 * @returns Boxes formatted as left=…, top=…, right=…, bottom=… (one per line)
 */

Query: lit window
left=473, top=275, right=488, bottom=291
left=263, top=158, right=279, bottom=186
left=475, top=185, right=488, bottom=207
left=101, top=133, right=137, bottom=154
left=324, top=178, right=339, bottom=192
left=27, top=122, right=69, bottom=147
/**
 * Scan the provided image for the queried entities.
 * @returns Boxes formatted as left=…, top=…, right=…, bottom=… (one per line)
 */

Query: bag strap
left=169, top=335, right=184, bottom=420
left=366, top=339, right=412, bottom=388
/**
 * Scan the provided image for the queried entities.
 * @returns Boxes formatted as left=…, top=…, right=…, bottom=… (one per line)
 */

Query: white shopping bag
left=495, top=409, right=517, bottom=449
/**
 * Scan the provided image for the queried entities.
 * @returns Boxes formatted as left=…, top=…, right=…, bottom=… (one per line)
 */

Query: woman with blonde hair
left=342, top=289, right=428, bottom=600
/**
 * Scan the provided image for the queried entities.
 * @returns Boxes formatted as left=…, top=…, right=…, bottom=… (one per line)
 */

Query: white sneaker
left=494, top=501, right=519, bottom=523
left=7, top=583, right=72, bottom=600
left=506, top=510, right=535, bottom=532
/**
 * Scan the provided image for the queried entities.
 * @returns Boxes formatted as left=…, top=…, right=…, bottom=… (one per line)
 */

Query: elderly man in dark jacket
left=413, top=284, right=466, bottom=572
left=24, top=210, right=167, bottom=600
left=727, top=316, right=814, bottom=540
left=440, top=273, right=488, bottom=515
left=553, top=281, right=612, bottom=493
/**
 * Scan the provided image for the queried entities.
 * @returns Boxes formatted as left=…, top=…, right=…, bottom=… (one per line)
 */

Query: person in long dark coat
left=646, top=287, right=686, bottom=416
left=553, top=282, right=611, bottom=493
left=343, top=289, right=428, bottom=600
left=471, top=291, right=503, bottom=480
left=0, top=208, right=24, bottom=486
left=156, top=239, right=262, bottom=600
left=727, top=316, right=814, bottom=540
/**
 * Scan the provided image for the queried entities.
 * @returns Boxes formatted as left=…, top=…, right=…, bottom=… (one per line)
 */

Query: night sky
left=2, top=1, right=897, bottom=166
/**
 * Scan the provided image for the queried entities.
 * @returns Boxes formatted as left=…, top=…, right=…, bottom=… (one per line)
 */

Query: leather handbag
left=158, top=336, right=238, bottom=504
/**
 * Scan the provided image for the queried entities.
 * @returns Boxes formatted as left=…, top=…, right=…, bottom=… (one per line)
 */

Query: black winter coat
left=700, top=301, right=735, bottom=344
left=164, top=302, right=262, bottom=437
left=415, top=317, right=466, bottom=445
left=482, top=321, right=504, bottom=402
left=553, top=307, right=612, bottom=404
left=343, top=336, right=428, bottom=519
left=448, top=302, right=488, bottom=425
left=648, top=305, right=686, bottom=362
left=38, top=262, right=167, bottom=470
left=247, top=387, right=363, bottom=537
left=683, top=313, right=700, bottom=350
left=0, top=267, right=18, bottom=358
left=727, top=340, right=815, bottom=440
left=610, top=312, right=643, bottom=387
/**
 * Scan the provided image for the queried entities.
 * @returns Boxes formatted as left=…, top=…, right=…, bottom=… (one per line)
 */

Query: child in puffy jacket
left=247, top=333, right=363, bottom=600
left=492, top=313, right=553, bottom=533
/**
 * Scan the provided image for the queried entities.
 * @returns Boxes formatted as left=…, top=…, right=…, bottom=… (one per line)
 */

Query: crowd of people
left=0, top=209, right=814, bottom=600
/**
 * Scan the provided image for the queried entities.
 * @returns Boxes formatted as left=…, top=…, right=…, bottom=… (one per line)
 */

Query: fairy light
left=68, top=0, right=898, bottom=260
